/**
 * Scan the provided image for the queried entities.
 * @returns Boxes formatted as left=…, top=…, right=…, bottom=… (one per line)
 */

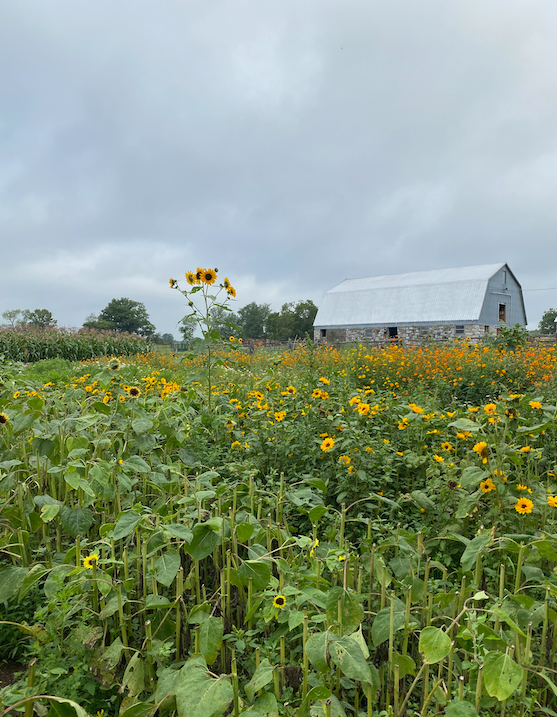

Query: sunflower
left=515, top=498, right=534, bottom=515
left=285, top=385, right=296, bottom=395
left=83, top=553, right=99, bottom=569
left=473, top=441, right=489, bottom=463
left=338, top=455, right=351, bottom=465
left=484, top=403, right=497, bottom=414
left=195, top=267, right=204, bottom=283
left=128, top=387, right=141, bottom=397
left=547, top=496, right=557, bottom=508
left=357, top=403, right=370, bottom=416
left=0, top=412, right=9, bottom=425
left=480, top=478, right=496, bottom=493
left=185, top=271, right=196, bottom=285
left=529, top=400, right=543, bottom=409
left=169, top=277, right=176, bottom=287
left=321, top=436, right=335, bottom=452
left=223, top=277, right=231, bottom=289
left=433, top=455, right=444, bottom=463
left=312, top=388, right=322, bottom=398
left=273, top=595, right=286, bottom=609
left=13, top=391, right=20, bottom=399
left=441, top=442, right=453, bottom=451
left=227, top=286, right=237, bottom=298
left=202, top=268, right=217, bottom=285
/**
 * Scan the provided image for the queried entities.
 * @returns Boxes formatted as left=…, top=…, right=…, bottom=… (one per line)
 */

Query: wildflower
left=484, top=403, right=497, bottom=414
left=223, top=277, right=231, bottom=289
left=0, top=412, right=9, bottom=424
left=320, top=391, right=329, bottom=399
left=493, top=469, right=506, bottom=480
left=338, top=455, right=351, bottom=465
left=119, top=396, right=125, bottom=403
left=237, top=337, right=242, bottom=343
left=285, top=386, right=296, bottom=395
left=273, top=595, right=286, bottom=609
left=441, top=442, right=453, bottom=451
left=547, top=496, right=557, bottom=508
left=102, top=395, right=110, bottom=404
left=480, top=478, right=496, bottom=493
left=83, top=554, right=99, bottom=569
left=396, top=451, right=403, bottom=456
left=365, top=446, right=374, bottom=453
left=447, top=411, right=456, bottom=417
left=231, top=441, right=242, bottom=449
left=128, top=387, right=141, bottom=397
left=456, top=431, right=472, bottom=439
left=408, top=403, right=423, bottom=414
left=349, top=396, right=360, bottom=406
left=468, top=407, right=479, bottom=413
left=357, top=403, right=370, bottom=416
left=201, top=268, right=217, bottom=285
left=338, top=555, right=346, bottom=562
left=420, top=508, right=425, bottom=513
left=118, top=459, right=124, bottom=465
left=312, top=388, right=322, bottom=398
left=319, top=377, right=330, bottom=385
left=473, top=442, right=489, bottom=463
left=515, top=498, right=534, bottom=515
left=529, top=401, right=543, bottom=409
left=321, top=437, right=335, bottom=452
left=433, top=455, right=444, bottom=463
left=227, top=286, right=237, bottom=297
left=229, top=336, right=236, bottom=342
left=185, top=271, right=197, bottom=285
left=169, top=277, right=176, bottom=287
left=310, top=539, right=319, bottom=558
left=383, top=439, right=390, bottom=444
left=12, top=391, right=20, bottom=399
left=274, top=411, right=286, bottom=422
left=520, top=446, right=531, bottom=453
left=398, top=418, right=409, bottom=430
left=319, top=432, right=329, bottom=438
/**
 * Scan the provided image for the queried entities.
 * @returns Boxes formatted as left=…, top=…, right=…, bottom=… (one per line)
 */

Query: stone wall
left=314, top=324, right=497, bottom=346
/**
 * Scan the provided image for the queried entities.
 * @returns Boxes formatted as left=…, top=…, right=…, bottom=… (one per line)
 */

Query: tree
left=539, top=308, right=557, bottom=334
left=23, top=309, right=57, bottom=329
left=209, top=305, right=241, bottom=339
left=266, top=300, right=318, bottom=340
left=178, top=316, right=197, bottom=345
left=162, top=333, right=175, bottom=344
left=237, top=302, right=271, bottom=338
left=84, top=298, right=155, bottom=336
left=2, top=309, right=22, bottom=327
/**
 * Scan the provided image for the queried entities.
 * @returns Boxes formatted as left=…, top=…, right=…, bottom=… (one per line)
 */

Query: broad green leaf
left=448, top=418, right=481, bottom=432
left=175, top=655, right=233, bottom=717
left=308, top=505, right=328, bottom=523
left=125, top=455, right=151, bottom=473
left=444, top=701, right=479, bottom=717
left=12, top=412, right=37, bottom=434
left=113, top=511, right=143, bottom=540
left=119, top=704, right=155, bottom=717
left=483, top=651, right=523, bottom=701
left=18, top=564, right=49, bottom=601
left=199, top=617, right=223, bottom=666
left=164, top=524, right=194, bottom=542
left=456, top=492, right=480, bottom=519
left=60, top=507, right=94, bottom=538
left=309, top=693, right=346, bottom=717
left=326, top=588, right=364, bottom=635
left=297, top=686, right=332, bottom=717
left=237, top=560, right=271, bottom=591
left=46, top=697, right=89, bottom=717
left=419, top=627, right=452, bottom=664
left=122, top=652, right=145, bottom=698
left=288, top=610, right=305, bottom=631
left=328, top=636, right=373, bottom=684
left=371, top=602, right=407, bottom=647
left=0, top=566, right=28, bottom=602
left=391, top=651, right=416, bottom=678
left=245, top=658, right=274, bottom=702
left=40, top=503, right=60, bottom=523
left=489, top=608, right=527, bottom=638
left=460, top=466, right=489, bottom=489
left=348, top=626, right=370, bottom=659
left=306, top=631, right=333, bottom=674
left=460, top=534, right=491, bottom=572
left=187, top=524, right=222, bottom=561
left=132, top=417, right=154, bottom=435
left=154, top=550, right=181, bottom=587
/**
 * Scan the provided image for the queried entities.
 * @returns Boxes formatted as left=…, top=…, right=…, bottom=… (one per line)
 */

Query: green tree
left=266, top=300, right=318, bottom=340
left=22, top=309, right=57, bottom=329
left=1, top=309, right=22, bottom=327
left=237, top=302, right=271, bottom=338
left=85, top=299, right=155, bottom=336
left=538, top=308, right=557, bottom=334
left=178, top=316, right=197, bottom=345
left=162, top=333, right=175, bottom=344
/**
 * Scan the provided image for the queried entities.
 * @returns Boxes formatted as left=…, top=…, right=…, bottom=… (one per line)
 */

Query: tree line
left=1, top=298, right=319, bottom=344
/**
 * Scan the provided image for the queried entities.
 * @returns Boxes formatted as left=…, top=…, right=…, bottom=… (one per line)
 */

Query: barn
left=313, top=263, right=527, bottom=345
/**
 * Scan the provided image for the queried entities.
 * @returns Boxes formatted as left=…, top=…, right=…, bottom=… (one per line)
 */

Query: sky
left=1, top=0, right=557, bottom=335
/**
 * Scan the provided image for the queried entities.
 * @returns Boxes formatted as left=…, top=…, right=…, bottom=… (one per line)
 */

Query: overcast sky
left=1, top=0, right=557, bottom=335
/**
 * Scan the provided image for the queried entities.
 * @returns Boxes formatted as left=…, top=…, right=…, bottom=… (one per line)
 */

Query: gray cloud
left=1, top=0, right=557, bottom=334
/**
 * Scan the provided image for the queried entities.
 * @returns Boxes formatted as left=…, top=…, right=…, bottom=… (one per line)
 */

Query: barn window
left=499, top=303, right=506, bottom=323
left=320, top=329, right=327, bottom=338
left=388, top=327, right=398, bottom=339
left=364, top=328, right=373, bottom=338
left=455, top=325, right=465, bottom=335
left=484, top=325, right=490, bottom=333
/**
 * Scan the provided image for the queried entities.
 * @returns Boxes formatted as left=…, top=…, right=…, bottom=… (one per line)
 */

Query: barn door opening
left=388, top=327, right=398, bottom=339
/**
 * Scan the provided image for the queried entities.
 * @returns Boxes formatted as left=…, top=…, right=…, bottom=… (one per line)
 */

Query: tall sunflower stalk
left=169, top=267, right=237, bottom=411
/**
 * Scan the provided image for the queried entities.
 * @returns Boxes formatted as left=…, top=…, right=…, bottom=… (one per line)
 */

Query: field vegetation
left=2, top=273, right=557, bottom=717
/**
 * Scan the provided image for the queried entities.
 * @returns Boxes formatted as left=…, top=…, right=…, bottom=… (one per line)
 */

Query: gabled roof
left=314, top=263, right=509, bottom=328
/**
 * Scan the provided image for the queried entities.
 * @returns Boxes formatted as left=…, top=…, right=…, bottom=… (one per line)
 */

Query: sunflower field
left=2, top=334, right=557, bottom=717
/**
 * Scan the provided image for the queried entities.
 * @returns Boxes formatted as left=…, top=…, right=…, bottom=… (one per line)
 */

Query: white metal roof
left=314, top=263, right=506, bottom=328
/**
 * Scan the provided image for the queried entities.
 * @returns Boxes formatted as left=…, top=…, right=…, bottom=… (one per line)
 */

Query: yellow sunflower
left=83, top=553, right=99, bottom=569
left=227, top=286, right=237, bottom=298
left=321, top=436, right=335, bottom=452
left=0, top=412, right=9, bottom=425
left=515, top=498, right=534, bottom=515
left=185, top=271, right=196, bottom=285
left=128, top=387, right=141, bottom=397
left=273, top=595, right=286, bottom=609
left=202, top=268, right=217, bottom=285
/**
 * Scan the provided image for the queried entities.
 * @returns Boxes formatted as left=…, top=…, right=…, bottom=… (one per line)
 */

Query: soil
left=0, top=660, right=25, bottom=688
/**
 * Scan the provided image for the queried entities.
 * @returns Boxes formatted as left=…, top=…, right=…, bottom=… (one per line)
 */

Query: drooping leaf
left=0, top=566, right=28, bottom=602
left=245, top=658, right=274, bottom=702
left=122, top=652, right=145, bottom=698
left=175, top=655, right=233, bottom=717
left=306, top=631, right=334, bottom=674
left=113, top=511, right=143, bottom=540
left=483, top=651, right=523, bottom=701
left=132, top=417, right=154, bottom=435
left=237, top=560, right=272, bottom=591
left=460, top=534, right=491, bottom=572
left=187, top=524, right=221, bottom=561
left=46, top=697, right=89, bottom=717
left=60, top=507, right=94, bottom=538
left=328, top=636, right=373, bottom=684
left=199, top=617, right=223, bottom=666
left=154, top=550, right=181, bottom=587
left=419, top=627, right=452, bottom=664
left=164, top=524, right=194, bottom=542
